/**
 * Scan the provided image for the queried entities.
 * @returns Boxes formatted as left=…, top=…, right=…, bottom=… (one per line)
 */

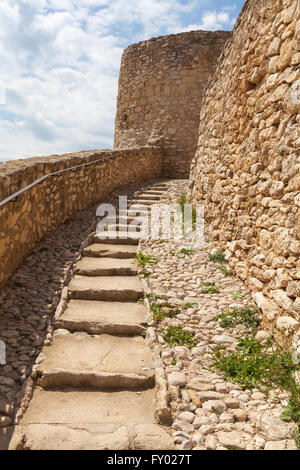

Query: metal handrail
left=0, top=153, right=117, bottom=208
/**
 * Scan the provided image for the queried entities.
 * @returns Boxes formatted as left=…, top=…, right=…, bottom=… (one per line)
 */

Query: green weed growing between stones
left=201, top=281, right=220, bottom=294
left=233, top=288, right=243, bottom=299
left=214, top=306, right=260, bottom=332
left=208, top=250, right=228, bottom=264
left=177, top=192, right=197, bottom=231
left=138, top=269, right=151, bottom=277
left=135, top=251, right=154, bottom=267
left=210, top=335, right=300, bottom=448
left=140, top=293, right=180, bottom=326
left=180, top=248, right=195, bottom=255
left=183, top=302, right=198, bottom=309
left=217, top=266, right=234, bottom=276
left=162, top=326, right=197, bottom=348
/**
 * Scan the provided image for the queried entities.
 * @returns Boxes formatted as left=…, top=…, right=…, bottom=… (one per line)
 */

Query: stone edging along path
left=8, top=181, right=174, bottom=450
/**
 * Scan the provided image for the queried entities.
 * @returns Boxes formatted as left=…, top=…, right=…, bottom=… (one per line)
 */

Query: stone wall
left=114, top=30, right=231, bottom=178
left=188, top=0, right=300, bottom=345
left=0, top=147, right=163, bottom=287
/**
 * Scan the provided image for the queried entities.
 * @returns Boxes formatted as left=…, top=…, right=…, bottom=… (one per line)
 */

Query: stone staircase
left=10, top=182, right=174, bottom=450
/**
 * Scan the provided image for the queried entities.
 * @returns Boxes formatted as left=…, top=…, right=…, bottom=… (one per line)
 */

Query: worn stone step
left=98, top=215, right=137, bottom=224
left=68, top=275, right=143, bottom=301
left=35, top=334, right=154, bottom=390
left=119, top=209, right=149, bottom=217
left=103, top=224, right=143, bottom=233
left=92, top=232, right=139, bottom=244
left=83, top=244, right=137, bottom=259
left=136, top=194, right=161, bottom=200
left=55, top=300, right=146, bottom=335
left=140, top=190, right=165, bottom=196
left=74, top=257, right=137, bottom=276
left=99, top=215, right=148, bottom=225
left=149, top=183, right=169, bottom=187
left=10, top=389, right=174, bottom=450
left=129, top=200, right=156, bottom=206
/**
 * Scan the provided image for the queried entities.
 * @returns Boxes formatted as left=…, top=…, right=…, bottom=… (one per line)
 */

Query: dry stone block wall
left=188, top=0, right=300, bottom=345
left=0, top=147, right=163, bottom=287
left=114, top=30, right=231, bottom=178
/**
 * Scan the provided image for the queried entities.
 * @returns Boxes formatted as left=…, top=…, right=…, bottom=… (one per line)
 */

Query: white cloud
left=0, top=0, right=235, bottom=161
left=169, top=7, right=237, bottom=33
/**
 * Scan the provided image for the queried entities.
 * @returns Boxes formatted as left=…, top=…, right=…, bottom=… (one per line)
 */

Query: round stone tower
left=114, top=30, right=231, bottom=178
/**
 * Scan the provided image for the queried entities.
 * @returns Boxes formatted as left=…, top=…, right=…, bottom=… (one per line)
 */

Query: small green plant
left=178, top=193, right=197, bottom=231
left=171, top=358, right=177, bottom=365
left=280, top=399, right=300, bottom=425
left=139, top=269, right=150, bottom=277
left=208, top=250, right=228, bottom=264
left=135, top=251, right=154, bottom=267
left=292, top=428, right=300, bottom=450
left=163, top=326, right=197, bottom=348
left=143, top=294, right=180, bottom=326
left=217, top=266, right=234, bottom=276
left=143, top=293, right=168, bottom=302
left=183, top=302, right=198, bottom=309
left=201, top=282, right=220, bottom=294
left=178, top=193, right=187, bottom=213
left=211, top=336, right=299, bottom=390
left=233, top=288, right=243, bottom=300
left=180, top=248, right=195, bottom=255
left=214, top=306, right=260, bottom=332
left=141, top=330, right=147, bottom=338
left=210, top=335, right=300, bottom=448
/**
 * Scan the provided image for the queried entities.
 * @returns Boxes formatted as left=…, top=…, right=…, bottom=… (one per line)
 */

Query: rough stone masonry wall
left=188, top=0, right=300, bottom=346
left=0, top=147, right=163, bottom=287
left=114, top=30, right=231, bottom=178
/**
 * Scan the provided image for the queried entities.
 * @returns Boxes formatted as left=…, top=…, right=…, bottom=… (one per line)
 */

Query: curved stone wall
left=0, top=147, right=163, bottom=287
left=189, top=0, right=300, bottom=343
left=114, top=30, right=231, bottom=178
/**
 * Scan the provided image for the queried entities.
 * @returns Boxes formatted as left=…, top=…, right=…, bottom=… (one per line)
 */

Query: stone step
left=83, top=244, right=137, bottom=259
left=68, top=275, right=143, bottom=301
left=35, top=334, right=154, bottom=390
left=92, top=232, right=139, bottom=244
left=119, top=209, right=149, bottom=217
left=99, top=216, right=149, bottom=225
left=55, top=300, right=146, bottom=335
left=74, top=257, right=137, bottom=276
left=149, top=183, right=169, bottom=188
left=129, top=200, right=156, bottom=206
left=135, top=194, right=161, bottom=200
left=142, top=190, right=166, bottom=195
left=103, top=224, right=143, bottom=233
left=10, top=389, right=174, bottom=450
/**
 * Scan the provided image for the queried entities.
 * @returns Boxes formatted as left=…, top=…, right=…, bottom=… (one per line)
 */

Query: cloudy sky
left=0, top=0, right=244, bottom=161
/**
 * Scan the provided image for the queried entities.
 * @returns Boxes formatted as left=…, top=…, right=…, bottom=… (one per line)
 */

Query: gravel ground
left=140, top=180, right=297, bottom=451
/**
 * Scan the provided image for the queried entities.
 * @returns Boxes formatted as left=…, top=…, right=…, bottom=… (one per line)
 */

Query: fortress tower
left=114, top=30, right=231, bottom=178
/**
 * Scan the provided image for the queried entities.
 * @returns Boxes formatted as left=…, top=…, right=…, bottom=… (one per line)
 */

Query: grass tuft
left=208, top=250, right=228, bottom=264
left=135, top=251, right=154, bottom=267
left=211, top=335, right=300, bottom=448
left=214, top=306, right=260, bottom=332
left=201, top=281, right=220, bottom=294
left=162, top=326, right=197, bottom=348
left=183, top=302, right=198, bottom=309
